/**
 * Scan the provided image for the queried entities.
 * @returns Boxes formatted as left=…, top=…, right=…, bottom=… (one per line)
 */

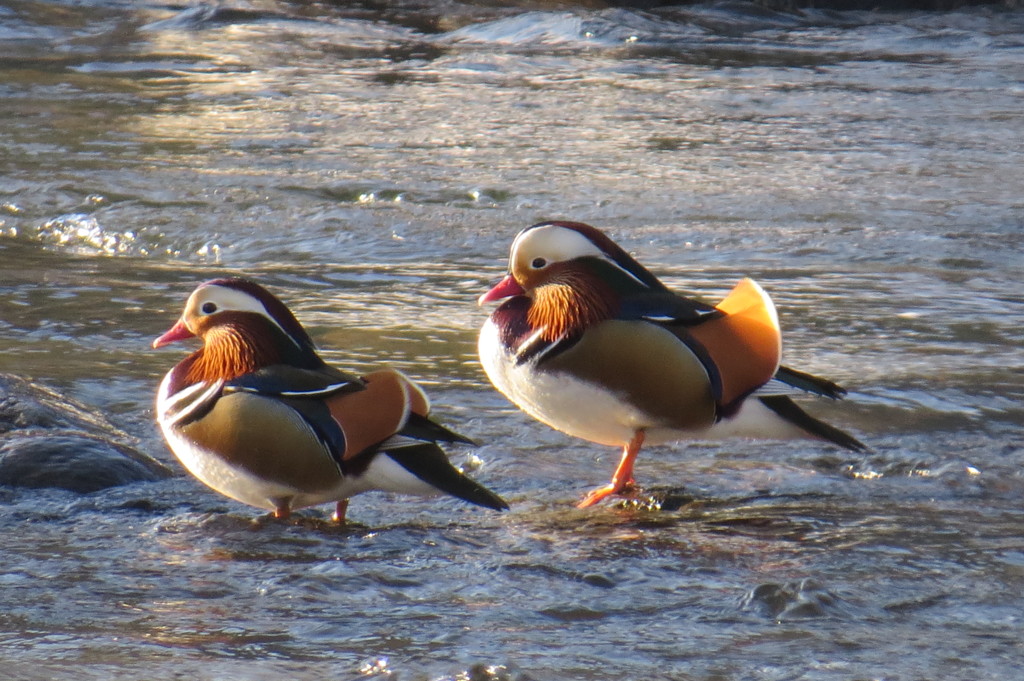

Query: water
left=1, top=1, right=1023, bottom=679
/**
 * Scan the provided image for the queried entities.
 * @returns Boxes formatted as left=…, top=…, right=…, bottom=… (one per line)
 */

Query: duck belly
left=479, top=319, right=718, bottom=447
left=159, top=421, right=312, bottom=511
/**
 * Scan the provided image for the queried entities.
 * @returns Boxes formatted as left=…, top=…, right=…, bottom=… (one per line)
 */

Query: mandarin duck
left=478, top=221, right=865, bottom=508
left=154, top=277, right=508, bottom=523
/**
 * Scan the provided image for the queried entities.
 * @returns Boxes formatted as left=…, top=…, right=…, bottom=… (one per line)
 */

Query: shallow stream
left=1, top=2, right=1023, bottom=679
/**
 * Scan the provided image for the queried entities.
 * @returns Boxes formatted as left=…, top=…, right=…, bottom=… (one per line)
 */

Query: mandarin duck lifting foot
left=154, top=277, right=508, bottom=523
left=477, top=221, right=865, bottom=508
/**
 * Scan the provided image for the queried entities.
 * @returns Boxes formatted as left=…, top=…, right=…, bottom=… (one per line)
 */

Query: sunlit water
left=1, top=1, right=1023, bottom=679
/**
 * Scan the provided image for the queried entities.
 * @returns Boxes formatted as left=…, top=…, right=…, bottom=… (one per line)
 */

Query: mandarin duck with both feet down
left=477, top=221, right=865, bottom=508
left=154, top=277, right=508, bottom=523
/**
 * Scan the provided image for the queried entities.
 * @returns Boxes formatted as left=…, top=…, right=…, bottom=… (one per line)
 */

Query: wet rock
left=741, top=578, right=846, bottom=620
left=0, top=373, right=172, bottom=493
left=538, top=605, right=608, bottom=621
left=581, top=572, right=617, bottom=588
left=612, top=485, right=699, bottom=511
left=0, top=431, right=172, bottom=493
left=464, top=663, right=536, bottom=681
left=0, top=373, right=127, bottom=436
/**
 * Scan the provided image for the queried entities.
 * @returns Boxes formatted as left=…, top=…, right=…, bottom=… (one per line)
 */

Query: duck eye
left=531, top=257, right=547, bottom=269
left=201, top=302, right=217, bottom=315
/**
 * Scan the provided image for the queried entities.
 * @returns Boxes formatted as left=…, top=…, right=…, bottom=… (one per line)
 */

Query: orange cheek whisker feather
left=527, top=275, right=614, bottom=342
left=185, top=325, right=278, bottom=385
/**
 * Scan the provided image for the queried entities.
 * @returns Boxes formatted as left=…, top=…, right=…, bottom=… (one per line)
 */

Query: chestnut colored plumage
left=527, top=268, right=616, bottom=342
left=155, top=277, right=508, bottom=523
left=478, top=221, right=864, bottom=508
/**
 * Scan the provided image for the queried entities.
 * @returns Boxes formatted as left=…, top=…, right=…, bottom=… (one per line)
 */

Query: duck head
left=153, top=278, right=322, bottom=382
left=479, top=221, right=666, bottom=340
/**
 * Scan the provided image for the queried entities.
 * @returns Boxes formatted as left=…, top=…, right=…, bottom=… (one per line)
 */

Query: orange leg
left=577, top=430, right=645, bottom=508
left=332, top=499, right=349, bottom=524
left=273, top=506, right=291, bottom=520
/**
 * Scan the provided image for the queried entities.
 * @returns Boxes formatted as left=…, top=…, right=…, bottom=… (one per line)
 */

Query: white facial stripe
left=192, top=284, right=272, bottom=316
left=191, top=284, right=300, bottom=348
left=512, top=224, right=654, bottom=289
left=512, top=224, right=604, bottom=267
left=603, top=257, right=651, bottom=288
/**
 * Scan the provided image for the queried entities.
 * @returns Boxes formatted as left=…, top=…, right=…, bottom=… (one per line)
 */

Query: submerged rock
left=741, top=578, right=847, bottom=619
left=0, top=373, right=172, bottom=492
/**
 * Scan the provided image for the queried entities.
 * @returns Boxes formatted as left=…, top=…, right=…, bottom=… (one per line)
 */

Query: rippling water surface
left=1, top=1, right=1023, bottom=679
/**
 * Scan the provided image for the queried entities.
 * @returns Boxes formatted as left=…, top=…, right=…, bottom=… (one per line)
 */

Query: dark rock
left=0, top=373, right=172, bottom=493
left=581, top=572, right=617, bottom=588
left=0, top=430, right=172, bottom=493
left=465, top=663, right=536, bottom=681
left=741, top=578, right=847, bottom=619
left=0, top=373, right=128, bottom=437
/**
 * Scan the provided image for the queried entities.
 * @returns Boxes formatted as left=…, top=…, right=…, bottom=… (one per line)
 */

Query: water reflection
left=2, top=0, right=1024, bottom=679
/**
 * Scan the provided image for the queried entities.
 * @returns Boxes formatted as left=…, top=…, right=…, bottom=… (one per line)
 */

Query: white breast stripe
left=514, top=327, right=547, bottom=361
left=165, top=380, right=224, bottom=427
left=161, top=380, right=211, bottom=412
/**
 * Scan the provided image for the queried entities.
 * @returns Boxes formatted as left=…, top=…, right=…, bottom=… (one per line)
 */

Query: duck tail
left=384, top=443, right=509, bottom=511
left=758, top=394, right=866, bottom=452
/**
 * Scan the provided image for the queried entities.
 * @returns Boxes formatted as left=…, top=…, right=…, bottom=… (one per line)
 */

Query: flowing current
left=1, top=2, right=1022, bottom=679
